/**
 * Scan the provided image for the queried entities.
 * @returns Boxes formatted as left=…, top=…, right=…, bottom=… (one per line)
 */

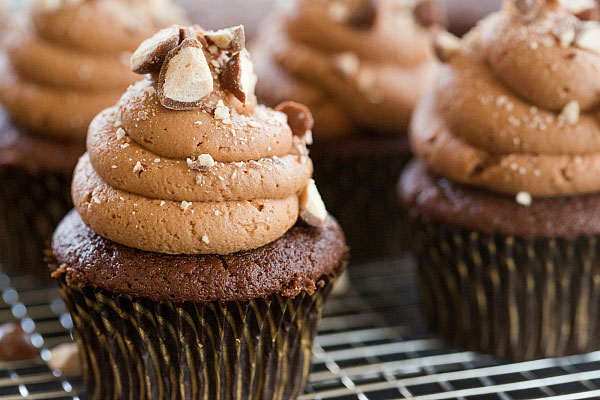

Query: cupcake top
left=411, top=0, right=600, bottom=198
left=71, top=25, right=329, bottom=256
left=0, top=0, right=184, bottom=142
left=253, top=0, right=442, bottom=138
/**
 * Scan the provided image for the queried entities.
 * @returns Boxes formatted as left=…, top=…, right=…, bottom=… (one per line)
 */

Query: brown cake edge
left=399, top=159, right=600, bottom=239
left=49, top=210, right=347, bottom=304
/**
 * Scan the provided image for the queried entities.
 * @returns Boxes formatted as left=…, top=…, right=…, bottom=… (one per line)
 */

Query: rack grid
left=2, top=257, right=600, bottom=400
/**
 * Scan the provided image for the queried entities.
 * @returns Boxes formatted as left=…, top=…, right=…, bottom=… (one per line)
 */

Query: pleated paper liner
left=57, top=272, right=339, bottom=400
left=311, top=136, right=411, bottom=261
left=411, top=219, right=600, bottom=362
left=0, top=167, right=72, bottom=279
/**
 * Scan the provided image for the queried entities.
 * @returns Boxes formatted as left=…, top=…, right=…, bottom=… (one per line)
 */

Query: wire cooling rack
left=3, top=258, right=600, bottom=399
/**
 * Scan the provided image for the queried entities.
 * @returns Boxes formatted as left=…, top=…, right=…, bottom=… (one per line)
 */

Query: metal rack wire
left=3, top=257, right=600, bottom=399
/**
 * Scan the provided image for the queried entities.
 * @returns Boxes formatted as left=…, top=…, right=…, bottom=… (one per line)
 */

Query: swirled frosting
left=412, top=0, right=600, bottom=197
left=0, top=0, right=184, bottom=142
left=253, top=0, right=440, bottom=138
left=72, top=26, right=319, bottom=255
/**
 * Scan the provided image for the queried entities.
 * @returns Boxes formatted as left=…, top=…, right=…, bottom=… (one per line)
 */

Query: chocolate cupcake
left=48, top=25, right=347, bottom=399
left=400, top=0, right=600, bottom=361
left=253, top=0, right=442, bottom=259
left=0, top=0, right=184, bottom=278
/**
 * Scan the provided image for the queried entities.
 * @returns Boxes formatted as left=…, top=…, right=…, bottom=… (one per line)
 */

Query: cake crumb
left=202, top=235, right=210, bottom=244
left=214, top=100, right=231, bottom=122
left=187, top=154, right=215, bottom=170
left=133, top=161, right=145, bottom=174
left=180, top=201, right=192, bottom=211
left=560, top=100, right=580, bottom=125
left=516, top=191, right=532, bottom=206
left=116, top=127, right=127, bottom=140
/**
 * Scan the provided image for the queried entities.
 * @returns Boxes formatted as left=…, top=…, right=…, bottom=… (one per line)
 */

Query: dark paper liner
left=0, top=167, right=72, bottom=279
left=311, top=137, right=411, bottom=260
left=57, top=272, right=339, bottom=400
left=411, top=219, right=600, bottom=361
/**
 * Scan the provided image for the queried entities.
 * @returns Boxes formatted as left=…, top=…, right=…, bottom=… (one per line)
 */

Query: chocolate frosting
left=0, top=0, right=184, bottom=142
left=253, top=0, right=439, bottom=138
left=72, top=26, right=319, bottom=255
left=411, top=0, right=600, bottom=197
left=51, top=210, right=346, bottom=303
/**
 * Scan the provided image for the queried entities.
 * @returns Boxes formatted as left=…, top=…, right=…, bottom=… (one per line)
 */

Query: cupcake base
left=57, top=272, right=337, bottom=400
left=312, top=136, right=411, bottom=261
left=412, top=219, right=600, bottom=361
left=400, top=160, right=600, bottom=361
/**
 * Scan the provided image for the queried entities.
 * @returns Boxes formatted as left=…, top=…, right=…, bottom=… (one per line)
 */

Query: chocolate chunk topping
left=221, top=50, right=255, bottom=103
left=204, top=25, right=246, bottom=52
left=130, top=25, right=181, bottom=74
left=275, top=101, right=314, bottom=139
left=158, top=38, right=214, bottom=110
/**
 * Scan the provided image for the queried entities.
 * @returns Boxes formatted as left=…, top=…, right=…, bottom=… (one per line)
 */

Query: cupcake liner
left=311, top=139, right=411, bottom=260
left=411, top=219, right=600, bottom=361
left=0, top=167, right=72, bottom=279
left=57, top=272, right=339, bottom=400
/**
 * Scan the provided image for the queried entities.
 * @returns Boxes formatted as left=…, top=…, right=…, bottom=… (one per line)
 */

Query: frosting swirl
left=72, top=26, right=319, bottom=255
left=253, top=0, right=439, bottom=138
left=411, top=0, right=600, bottom=197
left=0, top=0, right=184, bottom=141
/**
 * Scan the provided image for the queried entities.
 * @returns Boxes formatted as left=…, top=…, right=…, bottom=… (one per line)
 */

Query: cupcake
left=0, top=0, right=184, bottom=278
left=253, top=0, right=442, bottom=259
left=400, top=0, right=600, bottom=361
left=48, top=25, right=347, bottom=398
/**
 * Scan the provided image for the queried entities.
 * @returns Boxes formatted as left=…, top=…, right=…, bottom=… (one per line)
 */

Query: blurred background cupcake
left=400, top=0, right=600, bottom=361
left=252, top=0, right=443, bottom=260
left=49, top=24, right=347, bottom=398
left=0, top=0, right=184, bottom=278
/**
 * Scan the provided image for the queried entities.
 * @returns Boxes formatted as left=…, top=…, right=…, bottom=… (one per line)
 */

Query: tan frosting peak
left=411, top=0, right=600, bottom=197
left=72, top=25, right=325, bottom=255
left=253, top=0, right=440, bottom=138
left=0, top=0, right=185, bottom=142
